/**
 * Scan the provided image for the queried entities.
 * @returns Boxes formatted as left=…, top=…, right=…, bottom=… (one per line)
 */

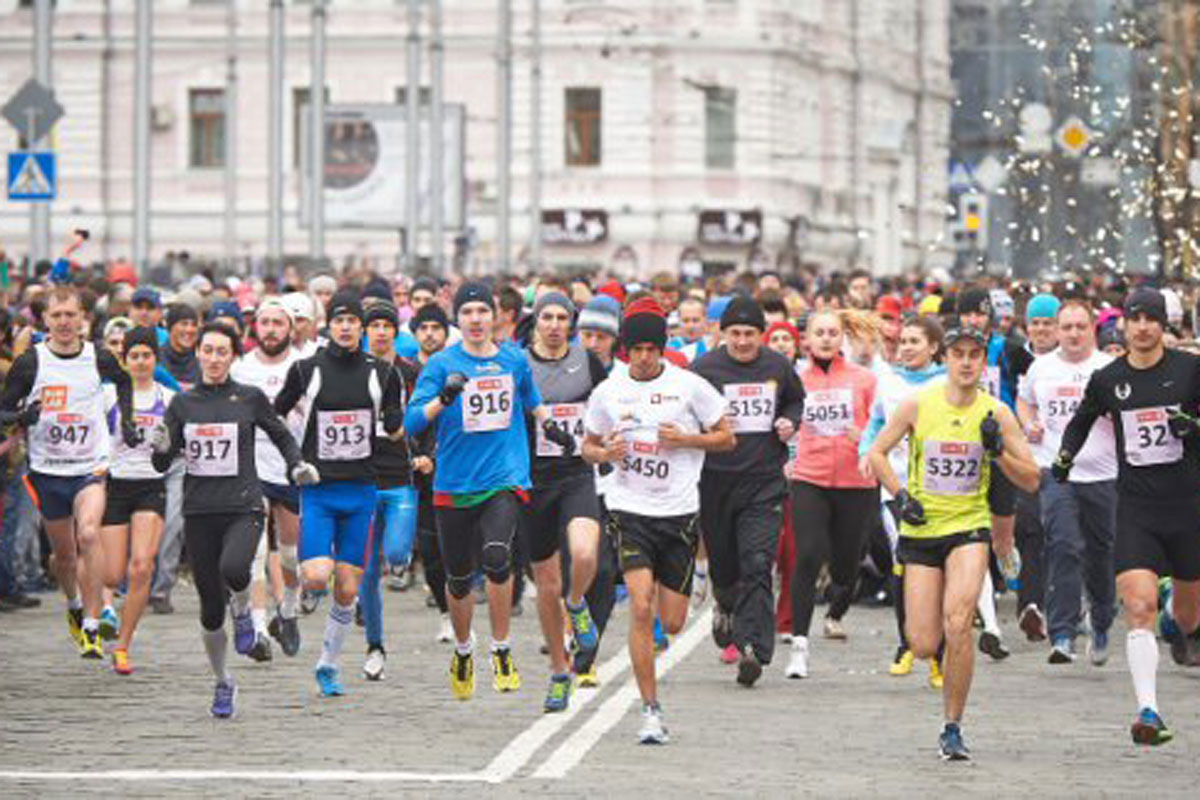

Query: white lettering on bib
left=185, top=423, right=238, bottom=477
left=724, top=383, right=775, bottom=433
left=803, top=388, right=853, bottom=437
left=923, top=440, right=984, bottom=495
left=536, top=402, right=585, bottom=457
left=1121, top=407, right=1182, bottom=466
left=462, top=374, right=514, bottom=433
left=317, top=409, right=373, bottom=461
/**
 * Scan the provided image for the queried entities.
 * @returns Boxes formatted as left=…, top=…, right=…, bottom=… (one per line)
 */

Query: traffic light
left=953, top=193, right=988, bottom=251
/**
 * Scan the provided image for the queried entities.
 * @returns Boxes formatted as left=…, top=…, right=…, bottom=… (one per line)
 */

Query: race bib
left=922, top=440, right=984, bottom=495
left=536, top=403, right=586, bottom=457
left=803, top=388, right=853, bottom=437
left=462, top=374, right=514, bottom=433
left=1042, top=384, right=1082, bottom=431
left=44, top=413, right=94, bottom=458
left=185, top=423, right=238, bottom=477
left=982, top=366, right=1001, bottom=398
left=724, top=383, right=775, bottom=433
left=620, top=440, right=672, bottom=494
left=317, top=409, right=373, bottom=461
left=1121, top=407, right=1183, bottom=466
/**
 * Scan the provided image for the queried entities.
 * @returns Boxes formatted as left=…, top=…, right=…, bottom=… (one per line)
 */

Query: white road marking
left=0, top=770, right=481, bottom=783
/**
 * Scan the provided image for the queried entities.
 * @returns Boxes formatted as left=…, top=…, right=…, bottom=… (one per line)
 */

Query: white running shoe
left=785, top=637, right=809, bottom=679
left=638, top=703, right=670, bottom=744
left=363, top=647, right=386, bottom=681
left=436, top=613, right=454, bottom=644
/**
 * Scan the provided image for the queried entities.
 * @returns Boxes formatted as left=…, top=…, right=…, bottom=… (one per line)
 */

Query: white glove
left=149, top=423, right=172, bottom=455
left=291, top=461, right=321, bottom=487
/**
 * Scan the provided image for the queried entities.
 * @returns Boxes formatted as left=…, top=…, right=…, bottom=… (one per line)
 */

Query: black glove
left=541, top=420, right=577, bottom=456
left=121, top=418, right=142, bottom=449
left=1050, top=450, right=1073, bottom=483
left=895, top=489, right=927, bottom=527
left=980, top=411, right=1003, bottom=458
left=13, top=400, right=42, bottom=429
left=438, top=372, right=468, bottom=406
left=1168, top=408, right=1199, bottom=440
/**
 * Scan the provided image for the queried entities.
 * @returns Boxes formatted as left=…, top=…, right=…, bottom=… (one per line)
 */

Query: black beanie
left=1124, top=287, right=1167, bottom=326
left=720, top=295, right=767, bottom=331
left=364, top=301, right=399, bottom=329
left=453, top=282, right=495, bottom=316
left=409, top=302, right=450, bottom=333
left=165, top=303, right=199, bottom=331
left=622, top=312, right=668, bottom=351
left=327, top=289, right=364, bottom=322
left=123, top=325, right=160, bottom=358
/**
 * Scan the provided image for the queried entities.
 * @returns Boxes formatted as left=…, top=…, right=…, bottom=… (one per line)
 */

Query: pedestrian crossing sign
left=7, top=151, right=56, bottom=201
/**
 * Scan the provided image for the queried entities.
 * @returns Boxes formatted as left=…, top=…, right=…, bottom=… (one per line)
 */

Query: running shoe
left=315, top=665, right=345, bottom=697
left=300, top=588, right=325, bottom=616
left=823, top=617, right=847, bottom=641
left=67, top=607, right=83, bottom=646
left=978, top=631, right=1010, bottom=660
left=1131, top=708, right=1173, bottom=746
left=1048, top=637, right=1074, bottom=665
left=232, top=612, right=256, bottom=655
left=890, top=647, right=915, bottom=677
left=450, top=651, right=475, bottom=700
left=576, top=665, right=599, bottom=689
left=712, top=607, right=734, bottom=649
left=653, top=618, right=669, bottom=652
left=79, top=628, right=104, bottom=660
left=211, top=679, right=237, bottom=719
left=784, top=638, right=809, bottom=679
left=567, top=601, right=599, bottom=654
left=543, top=674, right=574, bottom=713
left=249, top=633, right=273, bottom=663
left=436, top=613, right=454, bottom=644
left=928, top=657, right=944, bottom=689
left=736, top=645, right=763, bottom=687
left=111, top=648, right=133, bottom=676
left=268, top=613, right=301, bottom=657
left=638, top=703, right=669, bottom=745
left=779, top=632, right=794, bottom=645
left=1168, top=626, right=1200, bottom=667
left=149, top=595, right=174, bottom=615
left=938, top=723, right=970, bottom=761
left=98, top=606, right=120, bottom=641
left=1019, top=603, right=1047, bottom=642
left=719, top=643, right=740, bottom=664
left=491, top=647, right=521, bottom=693
left=1088, top=629, right=1109, bottom=667
left=363, top=646, right=386, bottom=681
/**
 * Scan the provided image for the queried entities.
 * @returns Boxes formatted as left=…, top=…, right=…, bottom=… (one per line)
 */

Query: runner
left=583, top=299, right=734, bottom=743
left=273, top=290, right=407, bottom=697
left=867, top=323, right=1038, bottom=761
left=149, top=322, right=313, bottom=717
left=1056, top=287, right=1200, bottom=745
left=0, top=285, right=138, bottom=659
left=692, top=296, right=805, bottom=686
left=99, top=327, right=173, bottom=674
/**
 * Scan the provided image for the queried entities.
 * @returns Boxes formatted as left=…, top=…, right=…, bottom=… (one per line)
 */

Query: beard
left=258, top=335, right=291, bottom=357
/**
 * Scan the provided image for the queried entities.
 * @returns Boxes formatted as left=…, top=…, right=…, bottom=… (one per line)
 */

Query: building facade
left=0, top=0, right=953, bottom=278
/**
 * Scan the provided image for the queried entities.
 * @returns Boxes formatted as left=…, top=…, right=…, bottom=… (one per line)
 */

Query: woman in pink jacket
left=784, top=309, right=879, bottom=679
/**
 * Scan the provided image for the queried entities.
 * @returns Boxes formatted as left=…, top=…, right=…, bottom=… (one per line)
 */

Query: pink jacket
left=790, top=356, right=878, bottom=489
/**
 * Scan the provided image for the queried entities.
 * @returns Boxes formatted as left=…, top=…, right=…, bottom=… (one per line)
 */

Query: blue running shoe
left=567, top=601, right=598, bottom=654
left=543, top=674, right=573, bottom=713
left=233, top=612, right=255, bottom=655
left=653, top=617, right=669, bottom=653
left=211, top=679, right=237, bottom=719
left=1131, top=708, right=1173, bottom=746
left=98, top=606, right=120, bottom=641
left=316, top=665, right=345, bottom=697
left=939, top=723, right=970, bottom=761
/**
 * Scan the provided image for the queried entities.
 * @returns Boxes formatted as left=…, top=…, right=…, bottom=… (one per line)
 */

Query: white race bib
left=619, top=439, right=672, bottom=494
left=982, top=366, right=1001, bottom=398
left=536, top=403, right=586, bottom=457
left=185, top=423, right=239, bottom=477
left=1121, top=407, right=1183, bottom=466
left=923, top=440, right=984, bottom=495
left=1042, top=384, right=1082, bottom=431
left=803, top=388, right=854, bottom=437
left=724, top=383, right=775, bottom=433
left=317, top=409, right=373, bottom=461
left=43, top=413, right=95, bottom=459
left=462, top=374, right=514, bottom=433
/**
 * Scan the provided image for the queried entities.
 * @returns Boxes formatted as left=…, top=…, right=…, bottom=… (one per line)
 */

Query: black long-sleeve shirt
left=374, top=355, right=419, bottom=489
left=152, top=379, right=302, bottom=516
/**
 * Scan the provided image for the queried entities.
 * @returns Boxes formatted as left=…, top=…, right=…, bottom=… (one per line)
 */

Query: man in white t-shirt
left=1017, top=300, right=1118, bottom=666
left=583, top=300, right=734, bottom=745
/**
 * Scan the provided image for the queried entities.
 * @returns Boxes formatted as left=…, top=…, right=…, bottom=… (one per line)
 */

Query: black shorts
left=897, top=528, right=992, bottom=570
left=987, top=467, right=1015, bottom=517
left=102, top=477, right=167, bottom=526
left=607, top=510, right=699, bottom=596
left=25, top=471, right=105, bottom=522
left=1116, top=498, right=1200, bottom=581
left=522, top=473, right=601, bottom=563
left=261, top=481, right=300, bottom=516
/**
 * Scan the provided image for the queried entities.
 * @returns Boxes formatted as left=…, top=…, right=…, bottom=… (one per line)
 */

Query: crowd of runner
left=3, top=230, right=1200, bottom=758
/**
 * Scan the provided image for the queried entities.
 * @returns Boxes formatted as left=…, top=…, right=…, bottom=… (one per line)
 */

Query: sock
left=82, top=617, right=99, bottom=633
left=566, top=598, right=586, bottom=613
left=281, top=585, right=300, bottom=619
left=103, top=604, right=115, bottom=616
left=977, top=572, right=1001, bottom=636
left=203, top=626, right=231, bottom=682
left=455, top=638, right=473, bottom=656
left=1127, top=628, right=1159, bottom=712
left=491, top=638, right=510, bottom=653
left=317, top=601, right=354, bottom=670
left=251, top=607, right=268, bottom=635
left=68, top=596, right=83, bottom=611
left=230, top=588, right=251, bottom=618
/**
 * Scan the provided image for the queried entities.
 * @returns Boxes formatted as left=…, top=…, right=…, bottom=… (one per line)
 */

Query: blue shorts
left=261, top=481, right=300, bottom=515
left=25, top=471, right=105, bottom=522
left=299, top=480, right=377, bottom=568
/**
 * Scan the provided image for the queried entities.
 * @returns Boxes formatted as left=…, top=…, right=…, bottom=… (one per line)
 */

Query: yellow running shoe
left=79, top=628, right=104, bottom=660
left=491, top=647, right=521, bottom=693
left=112, top=648, right=133, bottom=676
left=928, top=657, right=944, bottom=689
left=889, top=648, right=915, bottom=677
left=577, top=665, right=599, bottom=689
left=450, top=651, right=475, bottom=700
left=67, top=608, right=83, bottom=645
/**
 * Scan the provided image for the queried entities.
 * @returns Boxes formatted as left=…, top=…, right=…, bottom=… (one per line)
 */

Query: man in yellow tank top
left=867, top=324, right=1038, bottom=761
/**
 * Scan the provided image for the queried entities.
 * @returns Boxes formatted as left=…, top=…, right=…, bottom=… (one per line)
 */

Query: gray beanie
left=532, top=291, right=576, bottom=321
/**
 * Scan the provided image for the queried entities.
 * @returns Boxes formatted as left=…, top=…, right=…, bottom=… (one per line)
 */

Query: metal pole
left=268, top=0, right=285, bottom=270
left=529, top=0, right=543, bottom=270
left=31, top=0, right=52, bottom=266
left=310, top=0, right=327, bottom=266
left=133, top=0, right=152, bottom=275
left=496, top=0, right=512, bottom=272
left=223, top=2, right=238, bottom=271
left=405, top=0, right=422, bottom=271
left=430, top=0, right=445, bottom=276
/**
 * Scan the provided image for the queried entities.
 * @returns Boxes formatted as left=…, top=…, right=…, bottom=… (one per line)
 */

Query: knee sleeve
left=481, top=541, right=512, bottom=583
left=446, top=571, right=474, bottom=599
left=279, top=544, right=299, bottom=574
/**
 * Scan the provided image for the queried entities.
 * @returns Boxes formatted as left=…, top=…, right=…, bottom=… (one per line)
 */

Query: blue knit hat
left=1025, top=293, right=1061, bottom=322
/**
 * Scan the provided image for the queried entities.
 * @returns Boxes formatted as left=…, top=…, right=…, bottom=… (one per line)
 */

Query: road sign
left=1056, top=116, right=1092, bottom=157
left=2, top=78, right=64, bottom=144
left=7, top=152, right=56, bottom=201
left=974, top=155, right=1008, bottom=192
left=948, top=160, right=975, bottom=192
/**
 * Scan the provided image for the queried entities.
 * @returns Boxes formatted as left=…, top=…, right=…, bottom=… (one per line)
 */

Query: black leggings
left=790, top=481, right=877, bottom=637
left=185, top=512, right=264, bottom=632
left=418, top=525, right=448, bottom=613
left=436, top=491, right=519, bottom=599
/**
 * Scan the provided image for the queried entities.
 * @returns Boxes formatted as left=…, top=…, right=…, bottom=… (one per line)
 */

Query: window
left=395, top=87, right=432, bottom=107
left=293, top=86, right=330, bottom=168
left=189, top=88, right=226, bottom=168
left=565, top=88, right=601, bottom=167
left=705, top=87, right=736, bottom=169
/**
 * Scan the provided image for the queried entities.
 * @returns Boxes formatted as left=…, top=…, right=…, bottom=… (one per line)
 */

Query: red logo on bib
left=41, top=385, right=68, bottom=411
left=1136, top=410, right=1164, bottom=424
left=331, top=413, right=359, bottom=424
left=632, top=441, right=659, bottom=455
left=195, top=425, right=226, bottom=437
left=476, top=378, right=503, bottom=391
left=939, top=442, right=969, bottom=455
left=737, top=385, right=763, bottom=397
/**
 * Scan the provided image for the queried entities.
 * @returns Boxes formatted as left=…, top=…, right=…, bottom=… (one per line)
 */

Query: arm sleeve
left=273, top=360, right=306, bottom=416
left=858, top=395, right=886, bottom=457
left=154, top=365, right=181, bottom=392
left=150, top=397, right=185, bottom=473
left=0, top=350, right=37, bottom=411
left=1059, top=370, right=1105, bottom=459
left=405, top=357, right=445, bottom=437
left=98, top=349, right=135, bottom=435
left=255, top=388, right=303, bottom=471
left=779, top=362, right=806, bottom=426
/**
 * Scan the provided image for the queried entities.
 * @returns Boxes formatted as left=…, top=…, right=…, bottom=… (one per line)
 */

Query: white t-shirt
left=585, top=360, right=726, bottom=517
left=231, top=349, right=302, bottom=485
left=1018, top=349, right=1117, bottom=482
